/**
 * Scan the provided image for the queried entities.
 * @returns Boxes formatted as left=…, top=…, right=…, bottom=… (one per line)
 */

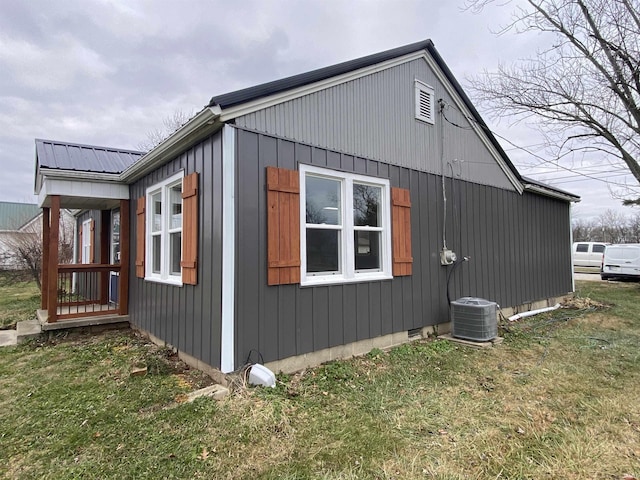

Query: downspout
left=508, top=304, right=560, bottom=322
left=570, top=203, right=575, bottom=293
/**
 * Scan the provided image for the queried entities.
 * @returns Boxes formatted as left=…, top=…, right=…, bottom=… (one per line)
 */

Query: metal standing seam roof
left=35, top=139, right=144, bottom=174
left=0, top=202, right=40, bottom=230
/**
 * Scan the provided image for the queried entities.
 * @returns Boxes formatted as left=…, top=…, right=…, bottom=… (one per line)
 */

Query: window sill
left=300, top=273, right=392, bottom=288
left=144, top=276, right=183, bottom=287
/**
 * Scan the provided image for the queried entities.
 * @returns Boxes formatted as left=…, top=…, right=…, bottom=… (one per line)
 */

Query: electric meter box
left=450, top=297, right=497, bottom=342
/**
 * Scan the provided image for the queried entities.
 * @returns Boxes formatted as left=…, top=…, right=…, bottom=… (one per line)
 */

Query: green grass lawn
left=0, top=280, right=639, bottom=479
left=0, top=273, right=40, bottom=329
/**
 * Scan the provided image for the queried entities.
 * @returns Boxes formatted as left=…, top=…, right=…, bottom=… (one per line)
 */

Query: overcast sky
left=0, top=0, right=635, bottom=221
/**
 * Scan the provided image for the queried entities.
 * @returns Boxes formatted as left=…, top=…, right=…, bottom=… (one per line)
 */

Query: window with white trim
left=415, top=79, right=435, bottom=124
left=300, top=165, right=392, bottom=285
left=146, top=171, right=183, bottom=285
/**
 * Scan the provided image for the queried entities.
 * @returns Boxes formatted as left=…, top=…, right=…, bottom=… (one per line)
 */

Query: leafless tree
left=598, top=209, right=628, bottom=242
left=137, top=109, right=194, bottom=151
left=2, top=216, right=73, bottom=290
left=626, top=212, right=640, bottom=242
left=571, top=218, right=596, bottom=241
left=465, top=0, right=640, bottom=200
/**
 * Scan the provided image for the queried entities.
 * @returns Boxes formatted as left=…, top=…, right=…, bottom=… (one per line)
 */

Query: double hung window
left=300, top=165, right=392, bottom=285
left=146, top=171, right=183, bottom=284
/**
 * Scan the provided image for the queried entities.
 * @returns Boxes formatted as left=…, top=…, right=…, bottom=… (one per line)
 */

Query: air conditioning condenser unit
left=450, top=297, right=497, bottom=342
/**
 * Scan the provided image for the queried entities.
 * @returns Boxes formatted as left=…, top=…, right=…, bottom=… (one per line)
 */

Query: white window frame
left=81, top=219, right=92, bottom=264
left=415, top=79, right=435, bottom=124
left=300, top=164, right=392, bottom=286
left=145, top=171, right=184, bottom=286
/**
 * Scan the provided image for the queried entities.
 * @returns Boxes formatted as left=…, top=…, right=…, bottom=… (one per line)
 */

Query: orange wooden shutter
left=267, top=166, right=300, bottom=285
left=89, top=219, right=95, bottom=264
left=181, top=172, right=198, bottom=285
left=391, top=187, right=413, bottom=276
left=135, top=197, right=145, bottom=278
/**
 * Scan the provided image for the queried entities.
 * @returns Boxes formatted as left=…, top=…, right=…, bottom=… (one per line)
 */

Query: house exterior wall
left=234, top=128, right=572, bottom=367
left=128, top=131, right=224, bottom=369
left=235, top=57, right=516, bottom=192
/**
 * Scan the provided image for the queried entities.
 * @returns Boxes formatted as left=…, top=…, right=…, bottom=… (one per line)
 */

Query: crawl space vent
left=450, top=297, right=497, bottom=342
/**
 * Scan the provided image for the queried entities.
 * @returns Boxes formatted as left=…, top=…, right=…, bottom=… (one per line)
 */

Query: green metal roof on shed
left=0, top=202, right=40, bottom=231
left=35, top=139, right=144, bottom=174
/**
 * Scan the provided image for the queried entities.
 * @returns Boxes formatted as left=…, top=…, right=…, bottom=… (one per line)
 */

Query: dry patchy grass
left=0, top=280, right=639, bottom=479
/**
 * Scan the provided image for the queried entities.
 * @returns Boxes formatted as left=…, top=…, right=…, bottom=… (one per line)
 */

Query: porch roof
left=35, top=140, right=143, bottom=209
left=35, top=139, right=144, bottom=174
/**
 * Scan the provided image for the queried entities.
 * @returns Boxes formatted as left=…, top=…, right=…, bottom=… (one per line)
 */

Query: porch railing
left=54, top=263, right=124, bottom=320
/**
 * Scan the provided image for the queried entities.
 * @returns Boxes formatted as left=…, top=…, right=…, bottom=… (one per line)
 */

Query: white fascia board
left=120, top=107, right=221, bottom=183
left=420, top=53, right=524, bottom=194
left=38, top=177, right=129, bottom=207
left=217, top=51, right=426, bottom=122
left=38, top=167, right=122, bottom=185
left=523, top=183, right=581, bottom=203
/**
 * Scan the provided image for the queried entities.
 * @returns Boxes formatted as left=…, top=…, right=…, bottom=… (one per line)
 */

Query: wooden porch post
left=119, top=199, right=130, bottom=315
left=47, top=196, right=60, bottom=323
left=99, top=210, right=110, bottom=305
left=41, top=207, right=50, bottom=310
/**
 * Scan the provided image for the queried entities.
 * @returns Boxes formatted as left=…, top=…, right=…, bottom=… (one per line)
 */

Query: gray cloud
left=0, top=0, right=631, bottom=220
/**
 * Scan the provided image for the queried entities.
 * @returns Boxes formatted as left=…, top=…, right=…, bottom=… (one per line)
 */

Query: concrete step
left=0, top=329, right=17, bottom=347
left=16, top=319, right=42, bottom=344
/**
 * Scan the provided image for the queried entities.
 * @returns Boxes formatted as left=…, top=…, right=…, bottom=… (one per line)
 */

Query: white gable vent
left=415, top=80, right=435, bottom=124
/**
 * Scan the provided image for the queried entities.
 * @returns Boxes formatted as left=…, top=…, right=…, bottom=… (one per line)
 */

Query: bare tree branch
left=137, top=109, right=195, bottom=152
left=465, top=0, right=640, bottom=201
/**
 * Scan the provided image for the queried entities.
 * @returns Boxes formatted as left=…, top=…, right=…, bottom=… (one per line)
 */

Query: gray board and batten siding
left=128, top=130, right=225, bottom=370
left=234, top=128, right=572, bottom=369
left=122, top=125, right=571, bottom=372
left=234, top=57, right=515, bottom=191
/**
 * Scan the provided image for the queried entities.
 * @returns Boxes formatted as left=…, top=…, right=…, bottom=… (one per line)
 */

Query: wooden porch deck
left=36, top=309, right=129, bottom=331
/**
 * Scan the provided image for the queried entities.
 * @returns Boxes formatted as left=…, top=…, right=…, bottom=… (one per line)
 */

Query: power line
left=439, top=100, right=638, bottom=189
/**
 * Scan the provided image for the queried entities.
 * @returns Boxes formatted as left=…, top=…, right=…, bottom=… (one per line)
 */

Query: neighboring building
left=0, top=201, right=75, bottom=272
left=0, top=202, right=40, bottom=269
left=34, top=40, right=579, bottom=376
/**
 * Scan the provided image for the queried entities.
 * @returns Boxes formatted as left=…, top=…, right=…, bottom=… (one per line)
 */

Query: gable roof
left=34, top=40, right=578, bottom=203
left=0, top=202, right=40, bottom=231
left=210, top=40, right=435, bottom=109
left=206, top=38, right=578, bottom=202
left=36, top=139, right=144, bottom=174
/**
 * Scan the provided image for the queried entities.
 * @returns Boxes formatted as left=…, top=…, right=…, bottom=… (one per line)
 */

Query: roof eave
left=523, top=183, right=581, bottom=202
left=120, top=106, right=222, bottom=183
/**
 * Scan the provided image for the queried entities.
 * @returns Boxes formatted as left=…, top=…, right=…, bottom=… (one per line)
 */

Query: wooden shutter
left=135, top=197, right=145, bottom=278
left=89, top=219, right=95, bottom=264
left=391, top=187, right=413, bottom=276
left=267, top=166, right=300, bottom=285
left=181, top=172, right=199, bottom=285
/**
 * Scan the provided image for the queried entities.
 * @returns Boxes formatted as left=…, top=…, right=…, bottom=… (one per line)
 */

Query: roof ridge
left=35, top=138, right=145, bottom=155
left=209, top=39, right=434, bottom=109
